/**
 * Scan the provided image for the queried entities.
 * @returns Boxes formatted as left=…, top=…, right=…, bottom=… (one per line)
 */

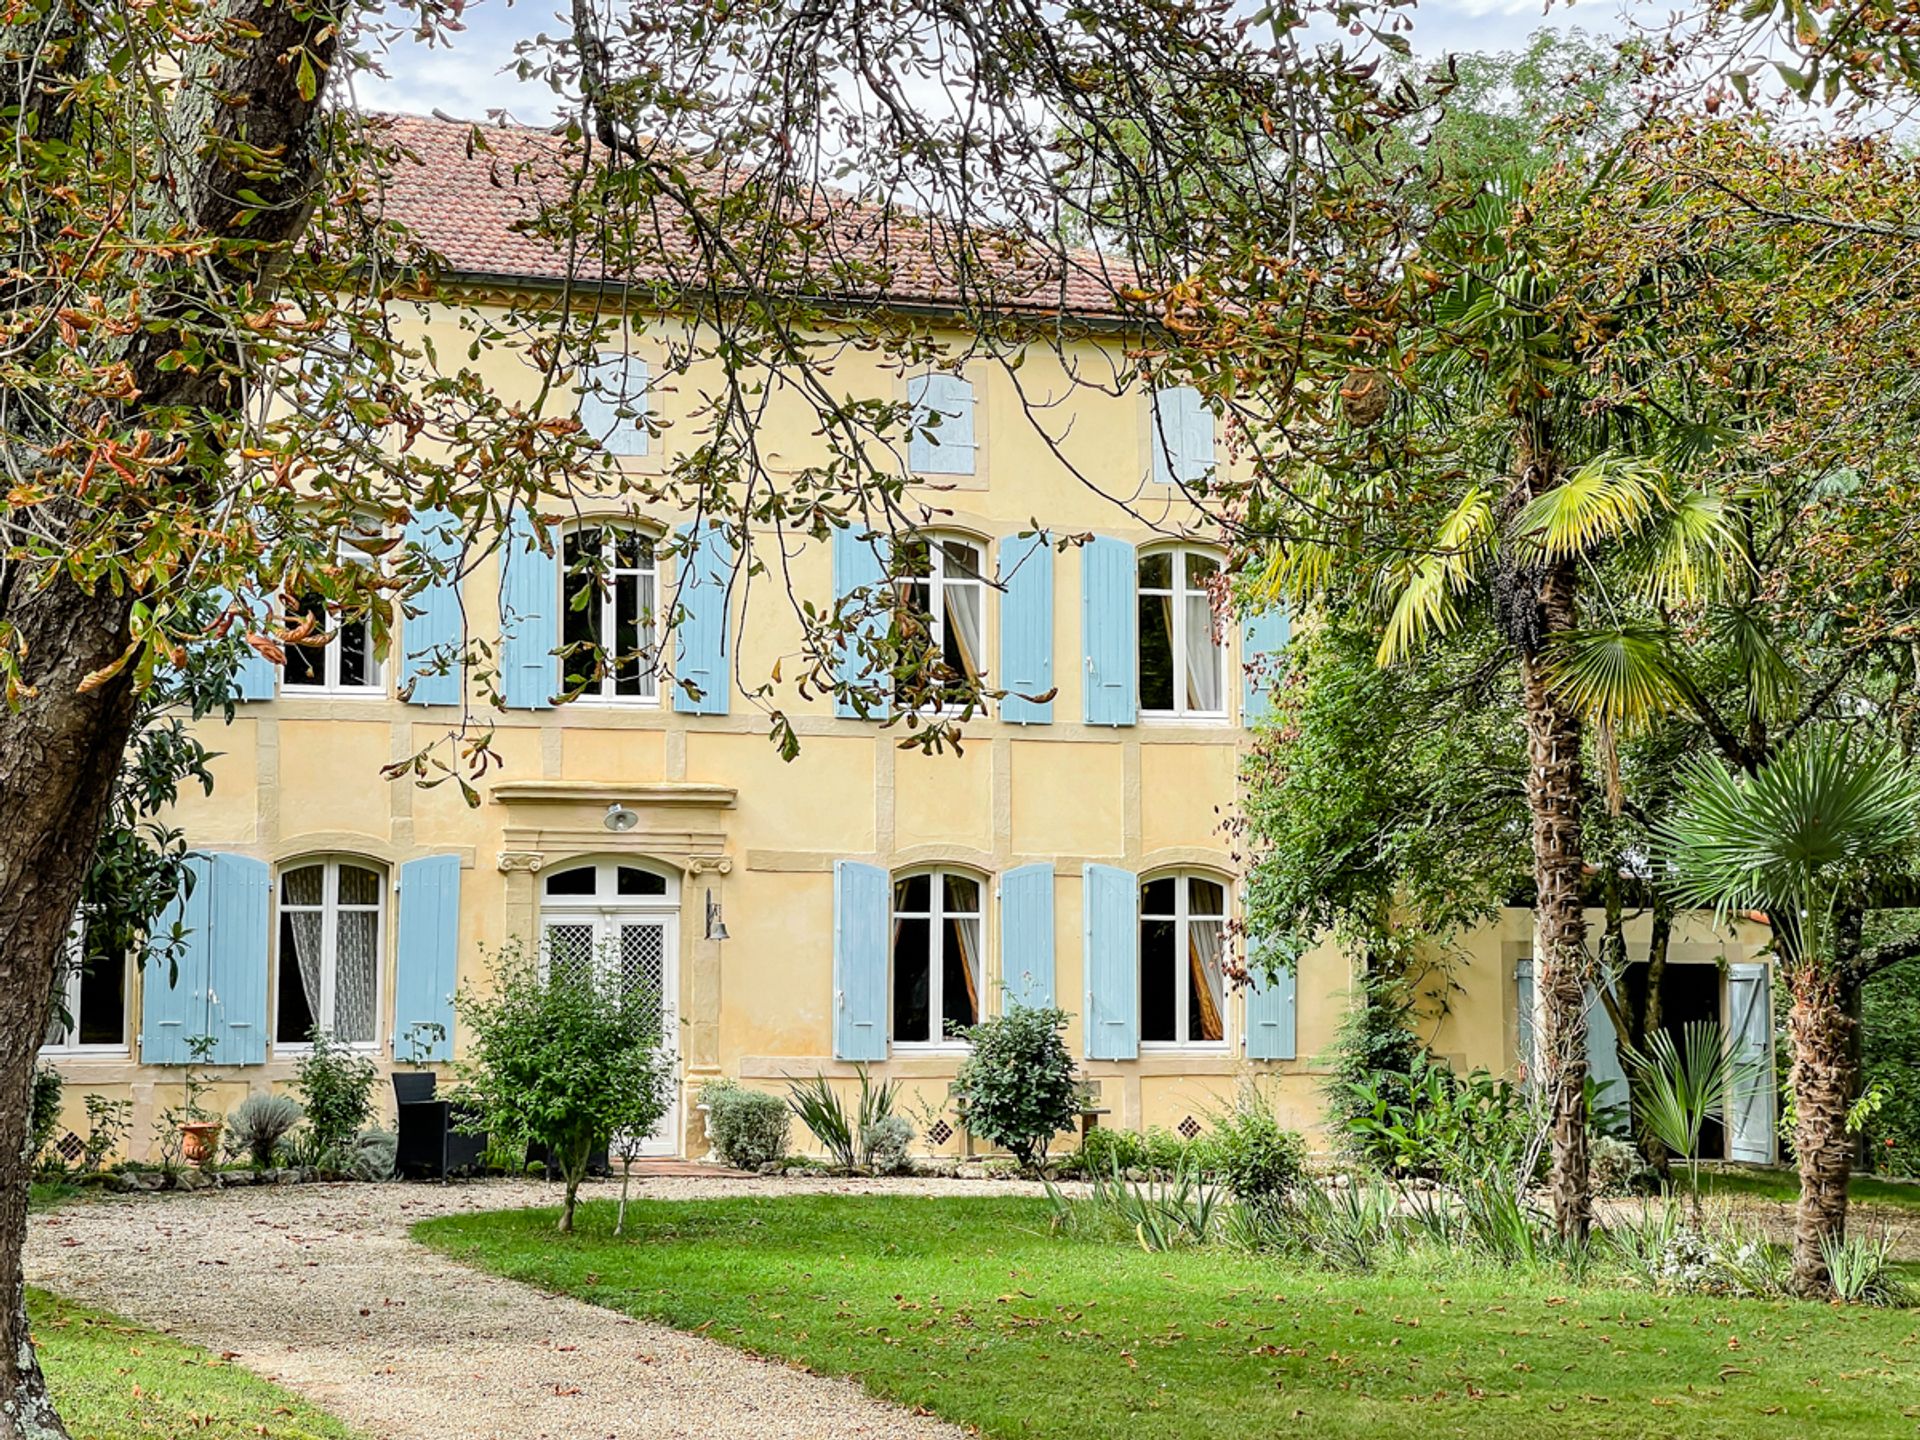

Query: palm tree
left=1650, top=729, right=1920, bottom=1295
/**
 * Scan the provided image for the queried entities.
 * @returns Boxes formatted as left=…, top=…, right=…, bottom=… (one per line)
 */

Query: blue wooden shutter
left=1082, top=863, right=1139, bottom=1060
left=395, top=855, right=461, bottom=1062
left=1243, top=937, right=1297, bottom=1061
left=1514, top=956, right=1536, bottom=1082
left=204, top=853, right=269, bottom=1065
left=1179, top=387, right=1216, bottom=484
left=833, top=860, right=889, bottom=1060
left=1081, top=537, right=1136, bottom=726
left=1241, top=605, right=1290, bottom=725
left=908, top=374, right=976, bottom=475
left=997, top=531, right=1053, bottom=724
left=142, top=857, right=213, bottom=1064
left=219, top=589, right=278, bottom=702
left=401, top=507, right=463, bottom=707
left=832, top=524, right=892, bottom=720
left=498, top=508, right=556, bottom=709
left=1728, top=962, right=1776, bottom=1163
left=1584, top=982, right=1630, bottom=1135
left=580, top=352, right=649, bottom=457
left=674, top=521, right=732, bottom=716
left=999, top=864, right=1055, bottom=1010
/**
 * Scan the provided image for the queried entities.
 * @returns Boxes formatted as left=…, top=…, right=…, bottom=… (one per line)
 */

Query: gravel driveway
left=25, top=1174, right=1048, bottom=1440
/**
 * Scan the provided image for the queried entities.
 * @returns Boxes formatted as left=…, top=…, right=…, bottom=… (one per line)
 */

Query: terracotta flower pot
left=180, top=1121, right=222, bottom=1167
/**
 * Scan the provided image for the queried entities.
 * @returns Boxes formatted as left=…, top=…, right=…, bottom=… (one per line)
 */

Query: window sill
left=570, top=694, right=664, bottom=710
left=39, top=1045, right=130, bottom=1060
left=273, top=1041, right=382, bottom=1057
left=277, top=687, right=388, bottom=701
left=1139, top=1041, right=1232, bottom=1054
left=890, top=1042, right=973, bottom=1056
left=1138, top=711, right=1230, bottom=727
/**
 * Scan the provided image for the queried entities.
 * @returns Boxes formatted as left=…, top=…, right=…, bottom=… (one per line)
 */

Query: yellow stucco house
left=40, top=115, right=1777, bottom=1167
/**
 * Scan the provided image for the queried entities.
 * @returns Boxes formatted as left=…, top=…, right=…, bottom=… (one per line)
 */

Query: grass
left=30, top=1289, right=357, bottom=1440
left=1702, top=1166, right=1920, bottom=1212
left=418, top=1194, right=1920, bottom=1440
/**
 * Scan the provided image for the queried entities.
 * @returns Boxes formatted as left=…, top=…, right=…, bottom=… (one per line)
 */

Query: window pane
left=338, top=864, right=382, bottom=906
left=941, top=540, right=982, bottom=580
left=337, top=613, right=372, bottom=688
left=277, top=910, right=320, bottom=1044
left=1140, top=917, right=1178, bottom=1042
left=282, top=594, right=328, bottom=687
left=894, top=873, right=931, bottom=914
left=613, top=567, right=653, bottom=697
left=334, top=909, right=379, bottom=1043
left=544, top=866, right=596, bottom=897
left=1188, top=917, right=1225, bottom=1042
left=1188, top=878, right=1225, bottom=916
left=1141, top=877, right=1177, bottom=917
left=1138, top=552, right=1172, bottom=590
left=282, top=865, right=324, bottom=907
left=897, top=537, right=932, bottom=579
left=562, top=531, right=604, bottom=693
left=942, top=581, right=983, bottom=685
left=613, top=529, right=653, bottom=569
left=1139, top=591, right=1175, bottom=711
left=892, top=914, right=932, bottom=1043
left=1184, top=551, right=1221, bottom=590
left=942, top=873, right=980, bottom=915
left=1183, top=591, right=1223, bottom=712
left=544, top=922, right=597, bottom=989
left=617, top=866, right=667, bottom=897
left=76, top=950, right=126, bottom=1047
left=942, top=913, right=981, bottom=1034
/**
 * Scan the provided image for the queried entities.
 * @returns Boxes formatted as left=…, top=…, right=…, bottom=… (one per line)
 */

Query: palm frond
left=1638, top=489, right=1747, bottom=609
left=1542, top=626, right=1688, bottom=732
left=1710, top=605, right=1798, bottom=726
left=1251, top=535, right=1339, bottom=612
left=1509, top=454, right=1662, bottom=561
left=1374, top=489, right=1495, bottom=666
left=1650, top=728, right=1920, bottom=921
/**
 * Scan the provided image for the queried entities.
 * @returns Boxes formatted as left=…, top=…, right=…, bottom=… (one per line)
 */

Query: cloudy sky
left=356, top=0, right=1633, bottom=125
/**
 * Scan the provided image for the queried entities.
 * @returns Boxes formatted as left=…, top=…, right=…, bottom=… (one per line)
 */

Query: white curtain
left=949, top=911, right=982, bottom=1024
left=334, top=911, right=378, bottom=1042
left=285, top=911, right=325, bottom=1027
left=1183, top=591, right=1223, bottom=713
left=1188, top=917, right=1225, bottom=1041
left=947, top=582, right=984, bottom=684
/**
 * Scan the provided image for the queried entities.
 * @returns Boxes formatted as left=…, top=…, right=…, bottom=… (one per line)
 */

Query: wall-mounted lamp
left=604, top=803, right=639, bottom=833
left=705, top=888, right=730, bottom=942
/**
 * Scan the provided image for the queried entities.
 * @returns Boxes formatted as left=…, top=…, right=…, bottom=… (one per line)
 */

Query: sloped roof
left=375, top=113, right=1136, bottom=319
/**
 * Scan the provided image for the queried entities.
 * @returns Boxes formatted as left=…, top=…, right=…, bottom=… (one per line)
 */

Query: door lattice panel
left=620, top=923, right=668, bottom=1023
left=544, top=923, right=596, bottom=989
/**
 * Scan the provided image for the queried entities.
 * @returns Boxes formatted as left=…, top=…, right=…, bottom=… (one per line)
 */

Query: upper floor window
left=907, top=373, right=977, bottom=475
left=1149, top=384, right=1216, bottom=487
left=43, top=920, right=129, bottom=1053
left=1138, top=548, right=1225, bottom=718
left=895, top=535, right=986, bottom=710
left=282, top=533, right=385, bottom=695
left=277, top=859, right=383, bottom=1048
left=1140, top=873, right=1227, bottom=1046
left=578, top=351, right=650, bottom=457
left=562, top=526, right=661, bottom=703
left=892, top=870, right=982, bottom=1045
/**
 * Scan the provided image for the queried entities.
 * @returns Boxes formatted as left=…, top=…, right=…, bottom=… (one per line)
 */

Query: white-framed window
left=276, top=859, right=384, bottom=1048
left=1138, top=547, right=1226, bottom=719
left=42, top=920, right=130, bottom=1054
left=282, top=533, right=385, bottom=695
left=895, top=535, right=987, bottom=710
left=578, top=350, right=650, bottom=457
left=891, top=870, right=984, bottom=1046
left=1140, top=872, right=1227, bottom=1047
left=562, top=525, right=661, bottom=703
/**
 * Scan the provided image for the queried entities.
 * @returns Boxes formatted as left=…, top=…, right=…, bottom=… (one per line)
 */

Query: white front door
left=540, top=908, right=681, bottom=1157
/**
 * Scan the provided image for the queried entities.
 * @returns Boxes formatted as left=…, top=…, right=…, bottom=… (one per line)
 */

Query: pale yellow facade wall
left=40, top=293, right=1775, bottom=1168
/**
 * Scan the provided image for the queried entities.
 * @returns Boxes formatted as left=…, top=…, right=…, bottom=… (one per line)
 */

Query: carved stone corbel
left=497, top=850, right=546, bottom=874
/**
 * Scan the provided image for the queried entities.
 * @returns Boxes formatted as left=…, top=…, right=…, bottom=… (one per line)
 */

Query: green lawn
left=418, top=1195, right=1920, bottom=1440
left=30, top=1289, right=357, bottom=1440
left=1703, top=1167, right=1920, bottom=1211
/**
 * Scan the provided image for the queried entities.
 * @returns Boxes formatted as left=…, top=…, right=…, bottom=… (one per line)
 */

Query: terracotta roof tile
left=375, top=113, right=1135, bottom=319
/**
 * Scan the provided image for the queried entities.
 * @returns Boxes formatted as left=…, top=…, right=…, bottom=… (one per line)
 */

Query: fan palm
left=1650, top=728, right=1920, bottom=1294
left=1623, top=1020, right=1760, bottom=1221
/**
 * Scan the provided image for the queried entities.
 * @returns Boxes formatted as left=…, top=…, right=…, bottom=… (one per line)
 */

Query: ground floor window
left=1140, top=873, right=1226, bottom=1045
left=43, top=922, right=129, bottom=1051
left=277, top=859, right=383, bottom=1046
left=891, top=870, right=982, bottom=1045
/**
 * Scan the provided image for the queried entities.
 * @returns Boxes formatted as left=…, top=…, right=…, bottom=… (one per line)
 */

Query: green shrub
left=290, top=1030, right=379, bottom=1166
left=225, top=1092, right=303, bottom=1169
left=1200, top=1085, right=1306, bottom=1210
left=347, top=1128, right=397, bottom=1182
left=1343, top=1056, right=1540, bottom=1185
left=1322, top=978, right=1427, bottom=1164
left=951, top=1004, right=1080, bottom=1172
left=456, top=943, right=672, bottom=1232
left=701, top=1080, right=791, bottom=1169
left=865, top=1113, right=916, bottom=1175
left=787, top=1073, right=857, bottom=1170
left=1862, top=954, right=1920, bottom=1176
left=29, top=1066, right=63, bottom=1167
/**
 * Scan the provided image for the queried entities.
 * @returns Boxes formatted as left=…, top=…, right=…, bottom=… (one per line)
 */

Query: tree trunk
left=0, top=576, right=143, bottom=1439
left=1786, top=962, right=1855, bottom=1296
